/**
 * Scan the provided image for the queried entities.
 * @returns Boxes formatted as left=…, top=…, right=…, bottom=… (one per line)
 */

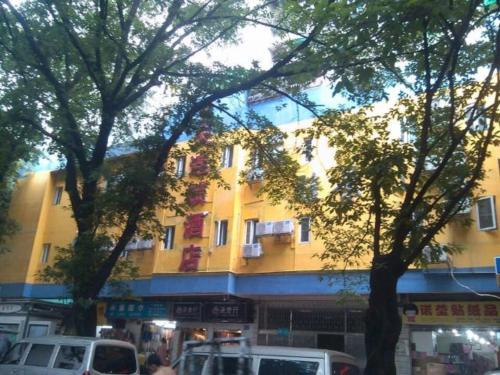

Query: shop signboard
left=106, top=301, right=168, bottom=319
left=0, top=303, right=23, bottom=314
left=495, top=256, right=500, bottom=275
left=204, top=302, right=251, bottom=323
left=172, top=302, right=202, bottom=321
left=402, top=301, right=500, bottom=325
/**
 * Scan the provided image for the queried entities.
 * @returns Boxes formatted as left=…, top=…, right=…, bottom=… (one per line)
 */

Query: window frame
left=215, top=220, right=228, bottom=246
left=299, top=217, right=311, bottom=243
left=221, top=145, right=234, bottom=168
left=476, top=196, right=497, bottom=231
left=53, top=186, right=63, bottom=205
left=163, top=225, right=176, bottom=250
left=41, top=243, right=51, bottom=263
left=176, top=156, right=186, bottom=178
left=245, top=219, right=259, bottom=245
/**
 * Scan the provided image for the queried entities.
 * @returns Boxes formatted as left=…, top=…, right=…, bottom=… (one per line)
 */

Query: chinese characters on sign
left=105, top=302, right=168, bottom=319
left=172, top=303, right=202, bottom=321
left=403, top=302, right=500, bottom=325
left=184, top=213, right=205, bottom=238
left=179, top=245, right=202, bottom=272
left=185, top=183, right=208, bottom=207
left=204, top=302, right=249, bottom=323
left=190, top=155, right=210, bottom=176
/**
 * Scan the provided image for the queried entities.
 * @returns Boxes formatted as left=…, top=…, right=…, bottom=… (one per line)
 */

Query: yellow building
left=0, top=86, right=499, bottom=369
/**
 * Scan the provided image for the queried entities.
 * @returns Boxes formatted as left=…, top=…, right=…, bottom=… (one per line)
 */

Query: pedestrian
left=147, top=353, right=176, bottom=375
left=156, top=337, right=169, bottom=366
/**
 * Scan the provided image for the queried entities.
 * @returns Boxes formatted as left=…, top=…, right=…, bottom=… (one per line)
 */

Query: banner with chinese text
left=403, top=301, right=500, bottom=325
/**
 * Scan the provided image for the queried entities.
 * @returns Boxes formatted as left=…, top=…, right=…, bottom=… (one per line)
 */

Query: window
left=302, top=137, right=313, bottom=162
left=299, top=217, right=310, bottom=243
left=467, top=104, right=488, bottom=132
left=258, top=358, right=319, bottom=375
left=92, top=345, right=137, bottom=374
left=27, top=324, right=49, bottom=337
left=41, top=243, right=51, bottom=263
left=25, top=344, right=55, bottom=367
left=210, top=356, right=252, bottom=375
left=164, top=226, right=176, bottom=250
left=176, top=156, right=186, bottom=178
left=476, top=196, right=497, bottom=231
left=245, top=219, right=258, bottom=245
left=221, top=145, right=233, bottom=168
left=54, top=345, right=86, bottom=370
left=215, top=220, right=228, bottom=246
left=53, top=186, right=63, bottom=205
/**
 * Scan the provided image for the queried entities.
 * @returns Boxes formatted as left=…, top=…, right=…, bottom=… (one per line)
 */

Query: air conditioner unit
left=455, top=198, right=472, bottom=215
left=247, top=168, right=264, bottom=182
left=273, top=220, right=294, bottom=235
left=256, top=222, right=274, bottom=237
left=135, top=239, right=154, bottom=250
left=242, top=243, right=263, bottom=258
left=422, top=245, right=448, bottom=263
left=124, top=240, right=138, bottom=251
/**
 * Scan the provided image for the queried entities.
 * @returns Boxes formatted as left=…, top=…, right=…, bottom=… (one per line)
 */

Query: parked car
left=0, top=335, right=139, bottom=374
left=178, top=339, right=361, bottom=375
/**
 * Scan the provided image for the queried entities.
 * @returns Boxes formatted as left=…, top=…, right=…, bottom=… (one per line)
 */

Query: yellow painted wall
left=2, top=122, right=499, bottom=285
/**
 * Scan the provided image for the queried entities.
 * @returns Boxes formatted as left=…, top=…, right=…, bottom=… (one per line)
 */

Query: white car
left=0, top=335, right=139, bottom=375
left=179, top=343, right=361, bottom=375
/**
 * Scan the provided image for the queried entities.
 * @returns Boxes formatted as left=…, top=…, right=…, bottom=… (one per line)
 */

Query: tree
left=0, top=85, right=41, bottom=251
left=0, top=0, right=324, bottom=336
left=260, top=1, right=499, bottom=374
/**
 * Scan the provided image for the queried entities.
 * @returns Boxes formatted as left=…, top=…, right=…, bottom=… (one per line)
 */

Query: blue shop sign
left=106, top=301, right=168, bottom=319
left=495, top=256, right=500, bottom=275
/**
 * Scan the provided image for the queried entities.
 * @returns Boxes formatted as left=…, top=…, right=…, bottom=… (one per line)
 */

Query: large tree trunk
left=72, top=297, right=97, bottom=337
left=364, top=254, right=405, bottom=375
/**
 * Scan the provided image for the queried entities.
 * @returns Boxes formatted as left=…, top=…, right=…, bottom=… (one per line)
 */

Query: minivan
left=178, top=344, right=361, bottom=375
left=0, top=335, right=139, bottom=375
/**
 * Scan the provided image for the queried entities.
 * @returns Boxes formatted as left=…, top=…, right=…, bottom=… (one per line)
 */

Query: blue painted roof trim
left=1, top=268, right=498, bottom=299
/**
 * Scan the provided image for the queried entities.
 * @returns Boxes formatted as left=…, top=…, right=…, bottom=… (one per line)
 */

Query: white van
left=179, top=344, right=361, bottom=375
left=0, top=335, right=139, bottom=375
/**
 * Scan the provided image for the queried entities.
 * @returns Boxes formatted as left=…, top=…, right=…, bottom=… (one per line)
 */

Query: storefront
left=171, top=300, right=255, bottom=360
left=403, top=301, right=500, bottom=375
left=257, top=300, right=367, bottom=369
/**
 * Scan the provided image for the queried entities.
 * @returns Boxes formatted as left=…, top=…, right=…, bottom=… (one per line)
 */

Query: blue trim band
left=1, top=268, right=498, bottom=299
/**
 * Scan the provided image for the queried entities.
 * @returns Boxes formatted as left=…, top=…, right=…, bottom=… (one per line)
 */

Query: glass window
left=331, top=362, right=361, bottom=375
left=258, top=358, right=319, bottom=375
left=28, top=324, right=49, bottom=338
left=476, top=196, right=497, bottom=231
left=164, top=226, right=175, bottom=250
left=53, top=345, right=86, bottom=370
left=245, top=219, right=258, bottom=244
left=25, top=344, right=55, bottom=367
left=53, top=186, right=63, bottom=205
left=176, top=156, right=186, bottom=178
left=222, top=145, right=234, bottom=168
left=215, top=220, right=228, bottom=246
left=92, top=345, right=137, bottom=374
left=299, top=217, right=310, bottom=243
left=41, top=244, right=51, bottom=264
left=0, top=342, right=28, bottom=365
left=211, top=356, right=252, bottom=375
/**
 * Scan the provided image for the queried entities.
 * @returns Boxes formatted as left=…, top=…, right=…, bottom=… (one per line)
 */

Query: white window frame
left=299, top=217, right=311, bottom=243
left=245, top=219, right=259, bottom=245
left=221, top=145, right=233, bottom=168
left=164, top=226, right=176, bottom=250
left=176, top=156, right=186, bottom=178
left=53, top=186, right=63, bottom=205
left=476, top=196, right=497, bottom=231
left=41, top=243, right=51, bottom=263
left=215, top=220, right=228, bottom=246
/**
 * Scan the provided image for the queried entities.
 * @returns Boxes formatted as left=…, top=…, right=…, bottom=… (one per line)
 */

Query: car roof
left=189, top=345, right=356, bottom=362
left=17, top=335, right=135, bottom=348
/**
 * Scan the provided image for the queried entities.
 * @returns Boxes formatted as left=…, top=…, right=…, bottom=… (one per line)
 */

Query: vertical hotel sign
left=403, top=302, right=500, bottom=325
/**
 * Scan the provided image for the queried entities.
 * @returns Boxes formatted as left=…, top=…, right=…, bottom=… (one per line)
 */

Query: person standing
left=156, top=337, right=169, bottom=366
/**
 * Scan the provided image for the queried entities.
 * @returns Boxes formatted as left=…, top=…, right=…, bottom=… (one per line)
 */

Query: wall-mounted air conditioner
left=125, top=238, right=154, bottom=251
left=256, top=222, right=274, bottom=237
left=247, top=168, right=264, bottom=182
left=422, top=245, right=448, bottom=263
left=243, top=243, right=263, bottom=258
left=273, top=220, right=294, bottom=235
